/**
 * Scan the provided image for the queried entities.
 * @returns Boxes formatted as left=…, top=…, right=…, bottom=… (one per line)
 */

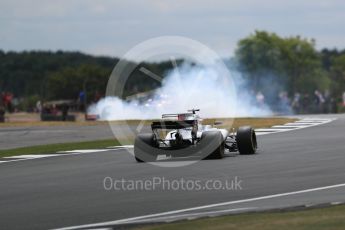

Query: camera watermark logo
left=103, top=176, right=243, bottom=191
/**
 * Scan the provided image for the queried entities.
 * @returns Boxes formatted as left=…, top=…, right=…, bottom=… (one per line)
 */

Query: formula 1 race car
left=134, top=109, right=257, bottom=162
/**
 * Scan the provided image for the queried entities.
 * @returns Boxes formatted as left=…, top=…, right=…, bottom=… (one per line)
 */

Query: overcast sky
left=1, top=0, right=345, bottom=60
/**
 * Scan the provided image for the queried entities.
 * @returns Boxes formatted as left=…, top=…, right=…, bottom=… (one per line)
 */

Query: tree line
left=1, top=31, right=345, bottom=112
left=236, top=31, right=345, bottom=97
left=235, top=31, right=345, bottom=113
left=0, top=50, right=174, bottom=110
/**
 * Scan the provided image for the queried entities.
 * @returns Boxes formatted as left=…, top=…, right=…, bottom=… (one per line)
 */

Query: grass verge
left=206, top=117, right=295, bottom=129
left=135, top=204, right=345, bottom=230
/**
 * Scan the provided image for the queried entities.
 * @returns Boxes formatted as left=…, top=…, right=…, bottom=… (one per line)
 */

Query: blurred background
left=1, top=0, right=345, bottom=122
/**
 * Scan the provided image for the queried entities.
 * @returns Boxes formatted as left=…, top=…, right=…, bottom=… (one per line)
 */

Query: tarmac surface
left=0, top=124, right=115, bottom=149
left=0, top=114, right=345, bottom=229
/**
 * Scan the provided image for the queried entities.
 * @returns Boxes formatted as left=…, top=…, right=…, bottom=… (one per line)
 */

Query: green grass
left=0, top=139, right=122, bottom=158
left=135, top=205, right=345, bottom=230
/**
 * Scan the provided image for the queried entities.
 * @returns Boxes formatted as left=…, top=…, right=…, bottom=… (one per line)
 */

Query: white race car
left=134, top=109, right=257, bottom=162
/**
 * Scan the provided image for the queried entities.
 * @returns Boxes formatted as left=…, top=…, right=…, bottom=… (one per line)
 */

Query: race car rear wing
left=162, top=113, right=193, bottom=119
left=151, top=120, right=196, bottom=130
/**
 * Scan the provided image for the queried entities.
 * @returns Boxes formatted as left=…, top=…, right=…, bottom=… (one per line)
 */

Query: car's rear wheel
left=201, top=131, right=225, bottom=159
left=134, top=133, right=158, bottom=162
left=237, top=126, right=257, bottom=155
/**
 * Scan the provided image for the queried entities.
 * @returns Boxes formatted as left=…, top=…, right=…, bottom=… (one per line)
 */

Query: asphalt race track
left=0, top=124, right=115, bottom=150
left=0, top=124, right=149, bottom=150
left=1, top=115, right=345, bottom=229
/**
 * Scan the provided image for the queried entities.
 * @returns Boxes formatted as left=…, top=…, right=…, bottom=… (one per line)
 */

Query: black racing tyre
left=201, top=131, right=225, bottom=159
left=134, top=133, right=158, bottom=162
left=236, top=126, right=257, bottom=155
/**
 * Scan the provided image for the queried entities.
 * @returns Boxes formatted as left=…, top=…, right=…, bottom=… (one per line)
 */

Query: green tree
left=330, top=55, right=345, bottom=98
left=235, top=31, right=283, bottom=90
left=46, top=64, right=110, bottom=101
left=235, top=31, right=330, bottom=95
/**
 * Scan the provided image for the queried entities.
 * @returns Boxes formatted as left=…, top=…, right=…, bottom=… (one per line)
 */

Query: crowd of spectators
left=256, top=90, right=344, bottom=115
left=1, top=91, right=13, bottom=113
left=0, top=91, right=14, bottom=122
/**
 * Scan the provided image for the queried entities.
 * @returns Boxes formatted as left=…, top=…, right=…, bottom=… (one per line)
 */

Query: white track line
left=287, top=122, right=320, bottom=125
left=255, top=132, right=273, bottom=136
left=127, top=207, right=256, bottom=223
left=0, top=149, right=120, bottom=164
left=56, top=149, right=110, bottom=154
left=255, top=128, right=291, bottom=132
left=0, top=147, right=130, bottom=164
left=107, top=145, right=134, bottom=149
left=56, top=182, right=345, bottom=230
left=283, top=123, right=312, bottom=126
left=271, top=125, right=302, bottom=128
left=4, top=154, right=61, bottom=159
left=295, top=121, right=324, bottom=123
left=255, top=118, right=335, bottom=136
